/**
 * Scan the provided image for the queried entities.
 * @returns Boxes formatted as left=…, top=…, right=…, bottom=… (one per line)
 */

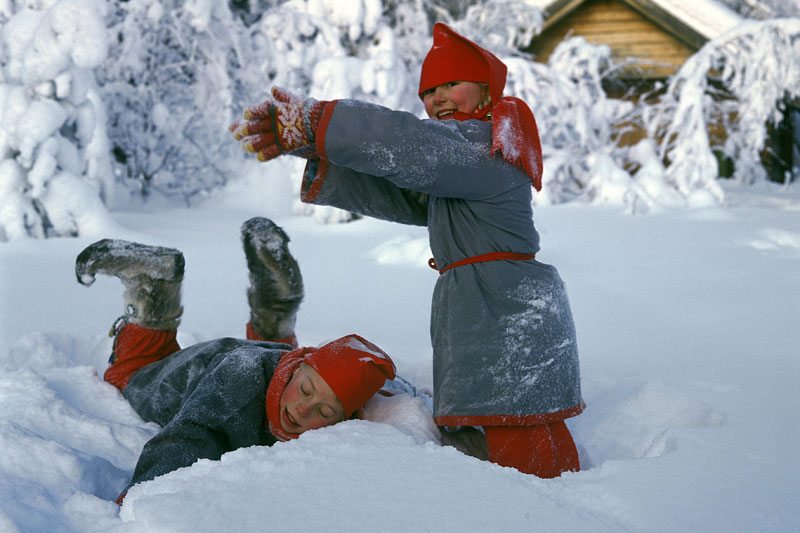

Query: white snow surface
left=1, top=177, right=799, bottom=531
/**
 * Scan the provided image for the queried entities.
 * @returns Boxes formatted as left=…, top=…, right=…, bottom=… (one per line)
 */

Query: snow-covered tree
left=97, top=0, right=252, bottom=205
left=2, top=0, right=799, bottom=240
left=716, top=0, right=800, bottom=19
left=513, top=37, right=634, bottom=205
left=0, top=0, right=114, bottom=240
left=98, top=0, right=431, bottom=211
left=644, top=19, right=800, bottom=197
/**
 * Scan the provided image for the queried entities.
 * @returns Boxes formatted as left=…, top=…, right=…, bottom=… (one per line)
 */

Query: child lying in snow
left=76, top=217, right=402, bottom=504
left=231, top=23, right=583, bottom=478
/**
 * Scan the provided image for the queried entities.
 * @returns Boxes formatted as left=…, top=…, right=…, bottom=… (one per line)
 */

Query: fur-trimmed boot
left=241, top=217, right=304, bottom=344
left=76, top=239, right=185, bottom=330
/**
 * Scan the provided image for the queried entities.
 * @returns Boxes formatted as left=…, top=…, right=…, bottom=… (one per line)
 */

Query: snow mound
left=370, top=235, right=432, bottom=267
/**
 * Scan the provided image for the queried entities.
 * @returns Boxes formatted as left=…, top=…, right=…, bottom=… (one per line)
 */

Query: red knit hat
left=265, top=334, right=396, bottom=441
left=419, top=22, right=506, bottom=107
left=418, top=23, right=543, bottom=191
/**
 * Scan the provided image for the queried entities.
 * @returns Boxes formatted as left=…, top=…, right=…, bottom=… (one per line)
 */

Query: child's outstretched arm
left=313, top=100, right=531, bottom=201
left=301, top=158, right=429, bottom=226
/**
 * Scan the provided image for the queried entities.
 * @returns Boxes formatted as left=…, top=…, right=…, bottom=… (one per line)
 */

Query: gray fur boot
left=241, top=217, right=304, bottom=340
left=76, top=239, right=184, bottom=330
left=438, top=426, right=489, bottom=461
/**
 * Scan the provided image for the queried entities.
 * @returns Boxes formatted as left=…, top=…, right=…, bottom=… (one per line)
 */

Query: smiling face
left=422, top=81, right=490, bottom=120
left=279, top=363, right=345, bottom=435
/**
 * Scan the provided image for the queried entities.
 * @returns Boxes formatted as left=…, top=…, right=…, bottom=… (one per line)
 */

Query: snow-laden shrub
left=646, top=19, right=800, bottom=195
left=509, top=37, right=634, bottom=205
left=3, top=1, right=798, bottom=239
left=96, top=0, right=251, bottom=205
left=250, top=0, right=432, bottom=222
left=252, top=0, right=416, bottom=110
left=446, top=0, right=543, bottom=52
left=505, top=19, right=800, bottom=211
left=0, top=0, right=114, bottom=240
left=98, top=0, right=430, bottom=219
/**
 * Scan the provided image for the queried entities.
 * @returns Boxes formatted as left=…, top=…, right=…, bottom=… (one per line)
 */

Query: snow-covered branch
left=2, top=1, right=799, bottom=239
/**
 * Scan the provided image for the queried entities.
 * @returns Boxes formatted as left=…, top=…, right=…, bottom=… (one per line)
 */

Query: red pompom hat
left=418, top=23, right=543, bottom=191
left=265, top=334, right=396, bottom=441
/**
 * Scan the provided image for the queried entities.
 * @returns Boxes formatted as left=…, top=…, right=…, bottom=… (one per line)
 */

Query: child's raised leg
left=483, top=421, right=580, bottom=478
left=241, top=217, right=302, bottom=349
left=76, top=239, right=185, bottom=390
left=104, top=324, right=180, bottom=390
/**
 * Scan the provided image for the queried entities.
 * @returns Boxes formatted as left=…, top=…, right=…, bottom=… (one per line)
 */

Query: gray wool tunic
left=121, top=338, right=285, bottom=495
left=302, top=100, right=583, bottom=426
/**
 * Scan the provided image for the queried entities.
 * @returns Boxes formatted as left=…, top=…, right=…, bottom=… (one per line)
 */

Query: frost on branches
left=101, top=0, right=431, bottom=224
left=97, top=0, right=249, bottom=206
left=0, top=0, right=113, bottom=240
left=509, top=19, right=800, bottom=212
left=1, top=1, right=799, bottom=239
left=646, top=19, right=800, bottom=195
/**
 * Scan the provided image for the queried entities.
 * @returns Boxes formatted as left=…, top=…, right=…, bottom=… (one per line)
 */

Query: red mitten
left=231, top=87, right=325, bottom=162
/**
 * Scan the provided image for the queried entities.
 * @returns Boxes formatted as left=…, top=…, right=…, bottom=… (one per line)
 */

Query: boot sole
left=76, top=239, right=185, bottom=287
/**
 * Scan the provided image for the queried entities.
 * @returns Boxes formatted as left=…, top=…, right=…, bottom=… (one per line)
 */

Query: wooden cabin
left=525, top=0, right=743, bottom=97
left=524, top=0, right=772, bottom=177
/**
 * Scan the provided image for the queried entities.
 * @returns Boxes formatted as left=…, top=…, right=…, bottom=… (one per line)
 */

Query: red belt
left=428, top=252, right=536, bottom=275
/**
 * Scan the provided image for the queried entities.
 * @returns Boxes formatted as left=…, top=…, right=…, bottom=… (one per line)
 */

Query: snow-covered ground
left=1, top=176, right=798, bottom=532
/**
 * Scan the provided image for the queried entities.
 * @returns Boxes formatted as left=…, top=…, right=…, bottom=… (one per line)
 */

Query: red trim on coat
left=301, top=100, right=338, bottom=203
left=434, top=401, right=585, bottom=427
left=314, top=100, right=337, bottom=161
left=300, top=158, right=330, bottom=203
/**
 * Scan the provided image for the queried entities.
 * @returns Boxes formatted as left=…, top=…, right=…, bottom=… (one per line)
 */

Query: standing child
left=232, top=23, right=584, bottom=477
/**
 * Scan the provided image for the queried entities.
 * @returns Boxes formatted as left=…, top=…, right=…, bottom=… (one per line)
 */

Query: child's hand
left=230, top=87, right=325, bottom=162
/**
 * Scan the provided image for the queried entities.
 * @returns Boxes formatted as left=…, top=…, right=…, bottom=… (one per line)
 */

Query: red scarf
left=453, top=98, right=543, bottom=191
left=264, top=347, right=310, bottom=441
left=263, top=335, right=396, bottom=441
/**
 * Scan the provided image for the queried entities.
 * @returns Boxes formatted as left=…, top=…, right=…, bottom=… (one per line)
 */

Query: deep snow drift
left=1, top=177, right=799, bottom=532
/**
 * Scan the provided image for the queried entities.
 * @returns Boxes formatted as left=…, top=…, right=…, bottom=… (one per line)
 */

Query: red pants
left=484, top=422, right=580, bottom=478
left=104, top=324, right=181, bottom=390
left=104, top=323, right=298, bottom=391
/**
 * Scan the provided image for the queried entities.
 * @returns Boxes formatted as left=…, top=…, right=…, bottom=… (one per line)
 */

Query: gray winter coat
left=121, top=338, right=285, bottom=495
left=302, top=100, right=583, bottom=426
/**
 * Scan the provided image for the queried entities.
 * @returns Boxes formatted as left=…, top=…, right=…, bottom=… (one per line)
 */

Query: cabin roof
left=530, top=0, right=744, bottom=49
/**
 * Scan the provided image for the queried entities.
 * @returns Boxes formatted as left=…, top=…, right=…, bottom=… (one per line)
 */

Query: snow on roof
left=528, top=0, right=745, bottom=40
left=649, top=0, right=744, bottom=39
